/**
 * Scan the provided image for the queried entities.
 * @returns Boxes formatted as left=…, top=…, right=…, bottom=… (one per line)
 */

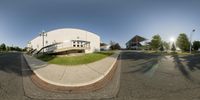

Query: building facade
left=100, top=43, right=110, bottom=51
left=126, top=35, right=146, bottom=50
left=27, top=28, right=100, bottom=54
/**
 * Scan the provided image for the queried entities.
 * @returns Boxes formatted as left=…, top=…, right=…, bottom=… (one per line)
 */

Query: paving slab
left=23, top=54, right=47, bottom=69
left=34, top=64, right=67, bottom=86
left=23, top=53, right=119, bottom=87
left=87, top=54, right=118, bottom=76
left=21, top=53, right=121, bottom=99
left=60, top=65, right=102, bottom=86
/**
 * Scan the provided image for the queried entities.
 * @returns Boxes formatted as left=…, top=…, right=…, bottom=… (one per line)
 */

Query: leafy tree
left=163, top=41, right=170, bottom=50
left=9, top=46, right=22, bottom=51
left=115, top=43, right=121, bottom=50
left=23, top=47, right=28, bottom=51
left=109, top=41, right=121, bottom=50
left=176, top=33, right=190, bottom=51
left=192, top=41, right=200, bottom=51
left=171, top=42, right=176, bottom=52
left=159, top=43, right=164, bottom=51
left=150, top=34, right=162, bottom=50
left=110, top=41, right=115, bottom=47
left=0, top=43, right=23, bottom=52
left=0, top=43, right=6, bottom=51
left=6, top=46, right=10, bottom=51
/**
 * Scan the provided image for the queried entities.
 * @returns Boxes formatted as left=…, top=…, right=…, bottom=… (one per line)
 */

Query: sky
left=0, top=0, right=200, bottom=48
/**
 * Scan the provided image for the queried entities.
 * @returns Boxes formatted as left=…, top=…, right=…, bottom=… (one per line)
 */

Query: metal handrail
left=44, top=41, right=90, bottom=53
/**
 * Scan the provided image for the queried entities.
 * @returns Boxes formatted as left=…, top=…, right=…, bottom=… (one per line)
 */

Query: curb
left=23, top=53, right=119, bottom=93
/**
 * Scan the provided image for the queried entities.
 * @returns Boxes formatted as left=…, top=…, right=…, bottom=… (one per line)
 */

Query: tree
left=159, top=43, right=164, bottom=51
left=109, top=41, right=121, bottom=50
left=171, top=42, right=176, bottom=52
left=23, top=47, right=28, bottom=51
left=176, top=33, right=190, bottom=51
left=163, top=41, right=170, bottom=50
left=150, top=34, right=162, bottom=50
left=9, top=46, right=22, bottom=51
left=192, top=41, right=200, bottom=51
left=6, top=46, right=10, bottom=51
left=0, top=43, right=6, bottom=51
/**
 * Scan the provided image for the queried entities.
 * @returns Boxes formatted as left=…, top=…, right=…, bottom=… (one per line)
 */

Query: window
left=73, top=45, right=76, bottom=47
left=46, top=41, right=48, bottom=44
left=77, top=45, right=79, bottom=47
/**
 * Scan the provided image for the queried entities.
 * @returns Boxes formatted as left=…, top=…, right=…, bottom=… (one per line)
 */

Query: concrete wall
left=28, top=28, right=100, bottom=53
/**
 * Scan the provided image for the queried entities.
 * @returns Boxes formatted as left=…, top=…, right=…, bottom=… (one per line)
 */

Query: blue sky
left=0, top=0, right=200, bottom=48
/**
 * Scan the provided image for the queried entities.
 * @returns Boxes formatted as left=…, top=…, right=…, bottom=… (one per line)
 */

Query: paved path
left=1, top=51, right=200, bottom=100
left=23, top=53, right=118, bottom=87
left=22, top=52, right=120, bottom=99
left=0, top=52, right=120, bottom=100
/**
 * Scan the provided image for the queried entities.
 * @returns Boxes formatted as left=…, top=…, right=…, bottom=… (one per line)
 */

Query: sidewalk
left=23, top=52, right=119, bottom=87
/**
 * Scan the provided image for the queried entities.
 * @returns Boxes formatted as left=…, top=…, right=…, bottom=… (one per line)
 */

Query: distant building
left=27, top=28, right=100, bottom=54
left=126, top=35, right=147, bottom=50
left=100, top=43, right=110, bottom=51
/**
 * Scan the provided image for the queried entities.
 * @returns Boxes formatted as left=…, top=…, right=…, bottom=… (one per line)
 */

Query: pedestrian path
left=23, top=52, right=119, bottom=87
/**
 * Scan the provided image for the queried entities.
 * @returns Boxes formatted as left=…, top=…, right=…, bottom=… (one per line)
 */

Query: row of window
left=73, top=45, right=84, bottom=47
left=72, top=41, right=89, bottom=48
left=45, top=40, right=86, bottom=45
left=73, top=41, right=85, bottom=45
left=34, top=40, right=90, bottom=49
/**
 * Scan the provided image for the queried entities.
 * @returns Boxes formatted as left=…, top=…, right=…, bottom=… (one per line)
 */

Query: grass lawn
left=37, top=51, right=114, bottom=65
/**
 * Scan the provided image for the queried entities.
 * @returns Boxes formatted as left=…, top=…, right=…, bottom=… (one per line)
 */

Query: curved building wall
left=28, top=28, right=100, bottom=53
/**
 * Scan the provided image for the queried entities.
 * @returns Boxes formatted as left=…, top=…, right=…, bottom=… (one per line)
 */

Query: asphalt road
left=111, top=51, right=200, bottom=100
left=0, top=53, right=25, bottom=100
left=1, top=51, right=200, bottom=100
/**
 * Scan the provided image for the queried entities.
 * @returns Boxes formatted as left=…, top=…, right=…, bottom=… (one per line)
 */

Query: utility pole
left=190, top=29, right=195, bottom=54
left=40, top=30, right=47, bottom=54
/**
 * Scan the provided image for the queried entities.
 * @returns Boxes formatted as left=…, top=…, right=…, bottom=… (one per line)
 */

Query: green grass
left=37, top=51, right=114, bottom=65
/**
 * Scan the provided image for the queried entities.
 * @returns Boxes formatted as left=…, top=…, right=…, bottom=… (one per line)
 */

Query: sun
left=170, top=37, right=175, bottom=42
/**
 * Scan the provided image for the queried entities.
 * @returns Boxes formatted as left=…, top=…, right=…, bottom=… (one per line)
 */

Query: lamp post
left=190, top=29, right=195, bottom=54
left=39, top=30, right=47, bottom=54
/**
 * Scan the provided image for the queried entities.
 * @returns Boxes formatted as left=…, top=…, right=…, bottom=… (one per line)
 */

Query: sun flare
left=170, top=37, right=175, bottom=42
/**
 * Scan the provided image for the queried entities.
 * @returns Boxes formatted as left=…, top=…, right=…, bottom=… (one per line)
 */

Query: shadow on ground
left=172, top=55, right=192, bottom=80
left=121, top=51, right=160, bottom=74
left=0, top=52, right=33, bottom=76
left=120, top=51, right=159, bottom=61
left=171, top=54, right=200, bottom=84
left=181, top=54, right=200, bottom=72
left=121, top=51, right=200, bottom=82
left=125, top=59, right=159, bottom=74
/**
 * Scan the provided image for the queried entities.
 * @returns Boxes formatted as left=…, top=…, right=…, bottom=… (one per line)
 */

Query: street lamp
left=190, top=29, right=195, bottom=54
left=39, top=30, right=47, bottom=54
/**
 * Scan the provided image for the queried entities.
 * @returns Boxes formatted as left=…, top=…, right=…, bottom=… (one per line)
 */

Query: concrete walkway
left=23, top=52, right=119, bottom=87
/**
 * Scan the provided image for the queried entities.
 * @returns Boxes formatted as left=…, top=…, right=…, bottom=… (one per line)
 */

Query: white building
left=27, top=28, right=100, bottom=54
left=100, top=43, right=110, bottom=51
